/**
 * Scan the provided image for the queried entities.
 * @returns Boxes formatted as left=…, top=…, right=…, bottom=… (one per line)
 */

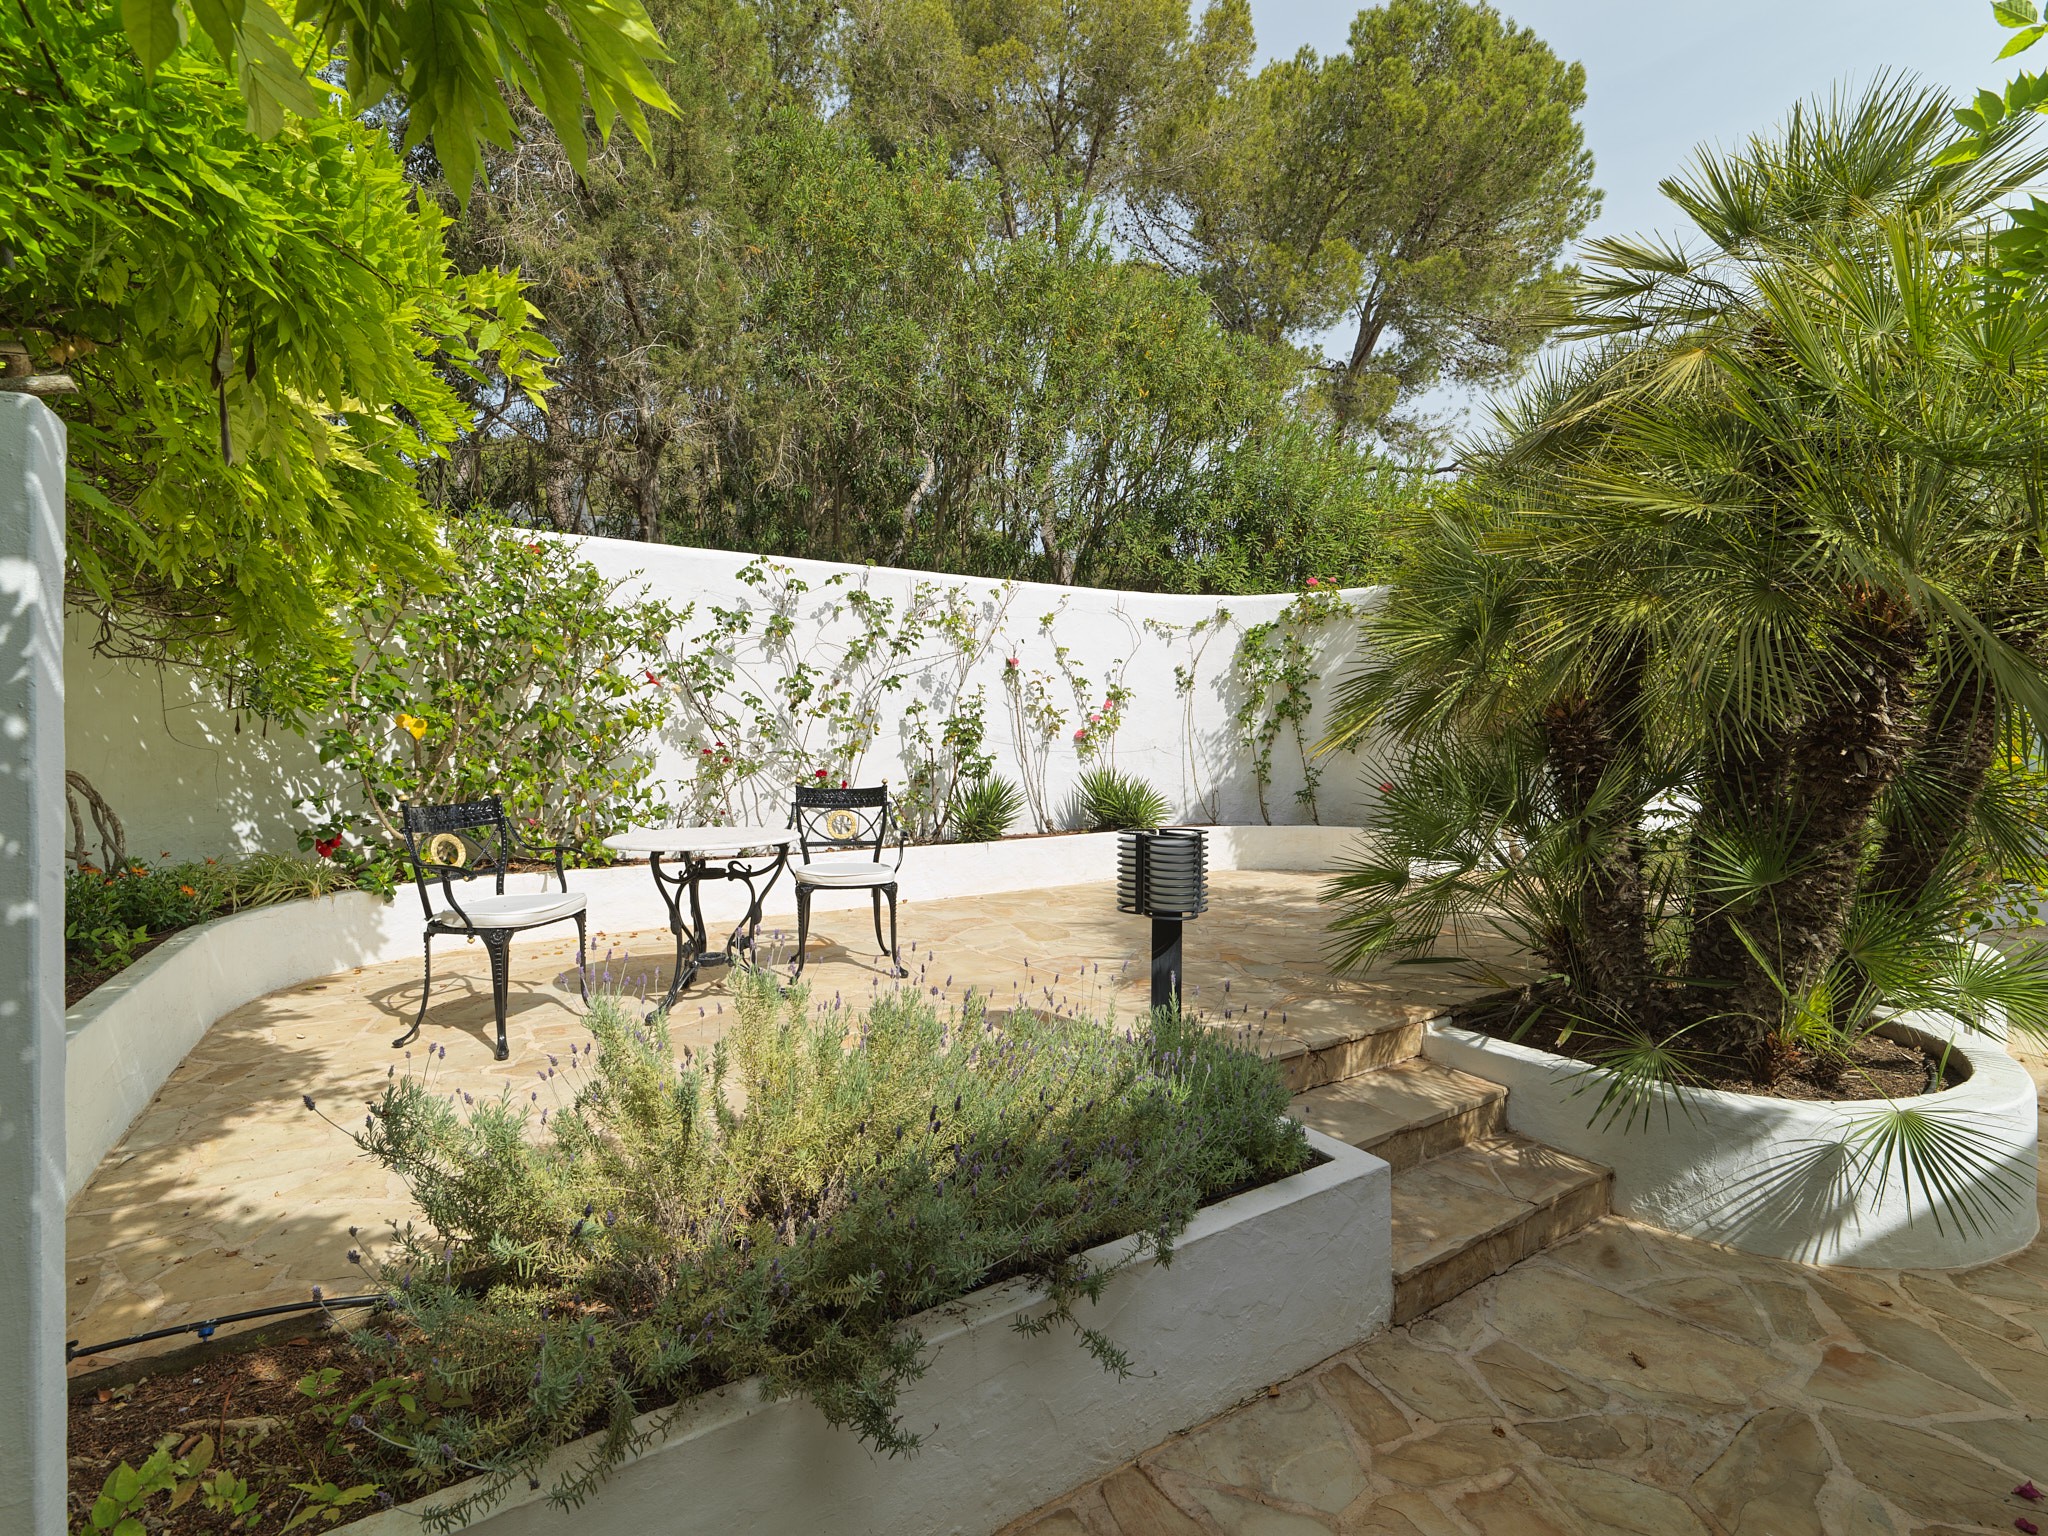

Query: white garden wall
left=66, top=536, right=1382, bottom=861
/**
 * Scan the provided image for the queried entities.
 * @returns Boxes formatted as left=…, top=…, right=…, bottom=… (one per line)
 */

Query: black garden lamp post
left=1117, top=828, right=1208, bottom=1012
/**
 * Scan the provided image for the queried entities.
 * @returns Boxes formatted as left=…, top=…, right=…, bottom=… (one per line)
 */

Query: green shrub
left=339, top=973, right=1306, bottom=1522
left=950, top=774, right=1023, bottom=842
left=1072, top=766, right=1169, bottom=831
left=65, top=853, right=357, bottom=985
left=301, top=521, right=683, bottom=868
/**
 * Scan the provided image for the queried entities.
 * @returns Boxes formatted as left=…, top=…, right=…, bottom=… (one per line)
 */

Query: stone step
left=1249, top=1007, right=1429, bottom=1095
left=1288, top=1058, right=1506, bottom=1172
left=1389, top=1134, right=1611, bottom=1325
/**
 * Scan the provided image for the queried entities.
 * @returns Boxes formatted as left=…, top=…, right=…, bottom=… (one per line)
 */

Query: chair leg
left=574, top=912, right=589, bottom=1002
left=871, top=887, right=887, bottom=956
left=792, top=885, right=812, bottom=979
left=393, top=931, right=433, bottom=1049
left=485, top=931, right=513, bottom=1061
left=885, top=884, right=904, bottom=977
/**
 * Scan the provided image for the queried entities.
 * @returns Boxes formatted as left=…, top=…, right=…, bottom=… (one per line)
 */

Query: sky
left=1244, top=0, right=2015, bottom=431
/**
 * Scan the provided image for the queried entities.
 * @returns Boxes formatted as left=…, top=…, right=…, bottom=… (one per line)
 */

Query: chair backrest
left=790, top=784, right=891, bottom=862
left=400, top=796, right=511, bottom=915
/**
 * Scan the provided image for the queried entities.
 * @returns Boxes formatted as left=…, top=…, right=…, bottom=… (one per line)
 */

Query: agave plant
left=1325, top=80, right=2048, bottom=1220
left=950, top=774, right=1024, bottom=842
left=1072, top=766, right=1170, bottom=831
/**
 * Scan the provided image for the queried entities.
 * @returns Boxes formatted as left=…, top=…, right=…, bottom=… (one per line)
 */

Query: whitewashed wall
left=66, top=535, right=1383, bottom=860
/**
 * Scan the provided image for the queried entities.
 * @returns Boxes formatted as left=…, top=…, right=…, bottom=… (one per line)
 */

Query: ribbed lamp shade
left=1117, top=828, right=1208, bottom=920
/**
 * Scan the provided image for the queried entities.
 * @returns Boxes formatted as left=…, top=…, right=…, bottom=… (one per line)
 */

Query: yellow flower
left=396, top=712, right=428, bottom=740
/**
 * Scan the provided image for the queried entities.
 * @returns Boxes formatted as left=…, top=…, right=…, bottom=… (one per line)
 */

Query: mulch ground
left=67, top=1330, right=438, bottom=1533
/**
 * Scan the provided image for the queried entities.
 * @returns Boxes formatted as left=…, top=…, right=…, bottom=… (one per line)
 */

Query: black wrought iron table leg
left=649, top=850, right=700, bottom=1019
left=724, top=848, right=789, bottom=963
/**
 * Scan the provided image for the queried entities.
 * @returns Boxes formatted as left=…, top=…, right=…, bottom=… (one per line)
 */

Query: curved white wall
left=65, top=540, right=1384, bottom=861
left=1424, top=1011, right=2039, bottom=1269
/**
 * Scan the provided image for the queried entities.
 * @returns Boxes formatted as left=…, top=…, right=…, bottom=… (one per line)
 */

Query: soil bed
left=67, top=1329, right=427, bottom=1533
left=1449, top=989, right=1966, bottom=1101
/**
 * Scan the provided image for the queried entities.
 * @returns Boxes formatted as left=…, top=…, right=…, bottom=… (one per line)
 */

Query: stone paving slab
left=65, top=872, right=1521, bottom=1367
left=1005, top=1065, right=2048, bottom=1536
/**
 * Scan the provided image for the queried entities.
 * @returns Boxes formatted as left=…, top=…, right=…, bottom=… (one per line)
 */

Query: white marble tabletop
left=603, top=825, right=799, bottom=857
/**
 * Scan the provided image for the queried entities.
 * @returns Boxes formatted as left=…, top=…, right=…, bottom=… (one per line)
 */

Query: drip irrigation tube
left=66, top=1294, right=384, bottom=1362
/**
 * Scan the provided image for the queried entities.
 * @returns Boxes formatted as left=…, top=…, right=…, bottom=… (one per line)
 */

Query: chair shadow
left=364, top=962, right=588, bottom=1058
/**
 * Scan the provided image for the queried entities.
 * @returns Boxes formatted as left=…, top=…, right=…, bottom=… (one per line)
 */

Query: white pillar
left=0, top=393, right=67, bottom=1534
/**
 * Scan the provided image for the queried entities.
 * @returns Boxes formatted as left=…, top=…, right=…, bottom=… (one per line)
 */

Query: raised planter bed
left=1423, top=1009, right=2039, bottom=1269
left=349, top=1126, right=1388, bottom=1536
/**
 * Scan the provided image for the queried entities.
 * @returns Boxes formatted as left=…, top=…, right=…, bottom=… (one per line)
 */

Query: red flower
left=644, top=670, right=661, bottom=686
left=314, top=835, right=343, bottom=859
left=701, top=747, right=714, bottom=756
left=1306, top=575, right=1319, bottom=587
left=839, top=779, right=848, bottom=787
left=1377, top=781, right=1396, bottom=794
left=1005, top=657, right=1019, bottom=668
left=815, top=768, right=829, bottom=778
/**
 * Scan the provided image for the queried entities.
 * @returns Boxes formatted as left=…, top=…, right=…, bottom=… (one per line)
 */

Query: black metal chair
left=788, top=785, right=906, bottom=979
left=396, top=797, right=589, bottom=1060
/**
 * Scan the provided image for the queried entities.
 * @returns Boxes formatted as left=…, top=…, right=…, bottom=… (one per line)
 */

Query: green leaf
left=1998, top=22, right=2048, bottom=56
left=187, top=0, right=244, bottom=59
left=122, top=0, right=181, bottom=74
left=1994, top=0, right=2040, bottom=27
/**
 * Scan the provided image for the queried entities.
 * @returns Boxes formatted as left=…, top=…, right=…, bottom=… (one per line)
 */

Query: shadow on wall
left=65, top=540, right=1389, bottom=858
left=64, top=619, right=348, bottom=863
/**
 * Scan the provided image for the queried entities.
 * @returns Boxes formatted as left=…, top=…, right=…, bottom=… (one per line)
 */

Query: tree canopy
left=2, top=0, right=554, bottom=669
left=1135, top=0, right=1599, bottom=440
left=111, top=0, right=675, bottom=199
left=430, top=0, right=1587, bottom=587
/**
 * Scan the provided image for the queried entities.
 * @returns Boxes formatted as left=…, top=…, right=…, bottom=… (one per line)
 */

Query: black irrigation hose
left=67, top=1295, right=385, bottom=1362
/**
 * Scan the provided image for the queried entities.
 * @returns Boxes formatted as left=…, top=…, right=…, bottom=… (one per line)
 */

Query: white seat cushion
left=794, top=857, right=897, bottom=888
left=430, top=891, right=587, bottom=930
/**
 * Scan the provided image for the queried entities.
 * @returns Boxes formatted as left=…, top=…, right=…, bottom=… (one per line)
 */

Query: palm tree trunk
left=1865, top=659, right=1999, bottom=907
left=1541, top=644, right=1654, bottom=1024
left=1688, top=602, right=1925, bottom=1080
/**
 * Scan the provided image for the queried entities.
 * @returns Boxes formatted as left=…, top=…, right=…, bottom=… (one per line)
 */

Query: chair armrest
left=433, top=869, right=477, bottom=930
left=514, top=838, right=575, bottom=893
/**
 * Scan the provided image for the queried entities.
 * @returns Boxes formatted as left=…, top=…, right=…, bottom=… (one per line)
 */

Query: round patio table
left=603, top=825, right=800, bottom=1016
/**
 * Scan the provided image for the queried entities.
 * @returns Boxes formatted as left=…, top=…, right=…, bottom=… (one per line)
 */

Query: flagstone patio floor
left=65, top=871, right=1517, bottom=1368
left=1003, top=1057, right=2048, bottom=1536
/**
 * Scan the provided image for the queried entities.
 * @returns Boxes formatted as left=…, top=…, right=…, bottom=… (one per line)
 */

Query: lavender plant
left=339, top=971, right=1305, bottom=1526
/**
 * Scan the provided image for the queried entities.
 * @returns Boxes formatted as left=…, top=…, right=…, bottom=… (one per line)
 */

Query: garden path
left=65, top=871, right=1518, bottom=1369
left=1003, top=1048, right=2048, bottom=1536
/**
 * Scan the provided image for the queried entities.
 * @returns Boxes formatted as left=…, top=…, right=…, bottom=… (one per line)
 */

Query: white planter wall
left=1424, top=1012, right=2040, bottom=1269
left=64, top=892, right=417, bottom=1200
left=350, top=1128, right=1390, bottom=1536
left=67, top=827, right=1364, bottom=1203
left=65, top=539, right=1385, bottom=862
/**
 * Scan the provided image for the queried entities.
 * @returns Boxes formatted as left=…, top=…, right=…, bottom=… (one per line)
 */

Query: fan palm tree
left=1326, top=79, right=2048, bottom=1093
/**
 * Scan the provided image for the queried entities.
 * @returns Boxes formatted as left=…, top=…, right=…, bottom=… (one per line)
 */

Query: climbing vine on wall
left=1228, top=583, right=1349, bottom=824
left=663, top=559, right=1016, bottom=833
